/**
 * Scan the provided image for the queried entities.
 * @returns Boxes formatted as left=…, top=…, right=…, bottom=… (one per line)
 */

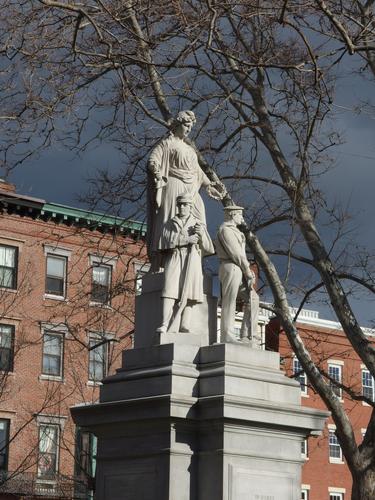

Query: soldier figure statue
left=157, top=193, right=214, bottom=334
left=216, top=205, right=259, bottom=344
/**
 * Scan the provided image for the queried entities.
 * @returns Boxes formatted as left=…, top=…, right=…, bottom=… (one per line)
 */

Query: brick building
left=264, top=306, right=374, bottom=500
left=0, top=180, right=147, bottom=499
left=0, top=178, right=371, bottom=500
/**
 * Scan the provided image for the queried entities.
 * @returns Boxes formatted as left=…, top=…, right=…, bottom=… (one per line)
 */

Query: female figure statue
left=147, top=110, right=223, bottom=270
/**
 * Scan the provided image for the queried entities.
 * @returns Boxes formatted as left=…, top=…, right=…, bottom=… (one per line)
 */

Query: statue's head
left=224, top=205, right=244, bottom=225
left=172, top=110, right=196, bottom=139
left=176, top=193, right=193, bottom=217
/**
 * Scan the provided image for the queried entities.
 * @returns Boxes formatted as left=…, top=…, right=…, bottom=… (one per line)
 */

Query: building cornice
left=0, top=190, right=146, bottom=239
left=258, top=303, right=375, bottom=337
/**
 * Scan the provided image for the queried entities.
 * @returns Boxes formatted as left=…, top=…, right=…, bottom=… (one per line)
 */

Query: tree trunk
left=351, top=468, right=375, bottom=500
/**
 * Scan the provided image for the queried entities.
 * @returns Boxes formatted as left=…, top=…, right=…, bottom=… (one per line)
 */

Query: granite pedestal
left=134, top=272, right=218, bottom=348
left=72, top=335, right=328, bottom=500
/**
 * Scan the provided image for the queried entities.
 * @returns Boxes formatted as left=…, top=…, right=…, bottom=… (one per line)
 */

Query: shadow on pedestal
left=71, top=338, right=328, bottom=500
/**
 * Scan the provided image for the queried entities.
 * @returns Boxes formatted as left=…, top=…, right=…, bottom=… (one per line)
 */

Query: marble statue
left=239, top=282, right=260, bottom=347
left=147, top=110, right=224, bottom=270
left=157, top=193, right=214, bottom=334
left=216, top=205, right=257, bottom=343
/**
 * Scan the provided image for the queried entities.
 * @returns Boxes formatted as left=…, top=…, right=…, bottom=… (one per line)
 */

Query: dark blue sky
left=7, top=72, right=375, bottom=326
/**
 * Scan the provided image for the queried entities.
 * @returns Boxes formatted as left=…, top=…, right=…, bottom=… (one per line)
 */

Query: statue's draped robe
left=147, top=134, right=210, bottom=259
left=160, top=214, right=214, bottom=302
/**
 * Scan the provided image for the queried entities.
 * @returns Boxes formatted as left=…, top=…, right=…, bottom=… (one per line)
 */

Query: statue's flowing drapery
left=147, top=133, right=210, bottom=259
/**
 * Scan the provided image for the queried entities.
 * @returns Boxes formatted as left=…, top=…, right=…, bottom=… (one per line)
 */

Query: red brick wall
left=268, top=320, right=372, bottom=499
left=0, top=210, right=147, bottom=484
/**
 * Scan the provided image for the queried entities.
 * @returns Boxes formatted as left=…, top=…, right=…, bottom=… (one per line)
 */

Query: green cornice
left=0, top=191, right=146, bottom=238
left=41, top=202, right=146, bottom=236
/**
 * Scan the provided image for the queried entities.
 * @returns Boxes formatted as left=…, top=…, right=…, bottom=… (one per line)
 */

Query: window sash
left=38, top=424, right=59, bottom=479
left=75, top=428, right=97, bottom=479
left=91, top=265, right=111, bottom=304
left=328, top=364, right=342, bottom=397
left=46, top=255, right=66, bottom=296
left=362, top=370, right=375, bottom=401
left=0, top=325, right=14, bottom=372
left=0, top=246, right=15, bottom=267
left=88, top=337, right=107, bottom=382
left=329, top=431, right=342, bottom=459
left=330, top=494, right=343, bottom=500
left=0, top=245, right=17, bottom=289
left=0, top=419, right=10, bottom=472
left=42, top=333, right=63, bottom=377
left=293, top=358, right=307, bottom=393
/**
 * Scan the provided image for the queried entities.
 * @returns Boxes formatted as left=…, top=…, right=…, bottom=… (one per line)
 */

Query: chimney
left=0, top=178, right=16, bottom=193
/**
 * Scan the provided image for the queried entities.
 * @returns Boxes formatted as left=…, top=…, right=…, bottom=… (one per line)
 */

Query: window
left=134, top=262, right=150, bottom=295
left=75, top=428, right=96, bottom=499
left=330, top=493, right=344, bottom=500
left=294, top=357, right=307, bottom=394
left=42, top=333, right=63, bottom=378
left=75, top=428, right=97, bottom=477
left=88, top=335, right=107, bottom=382
left=38, top=424, right=59, bottom=479
left=301, top=438, right=308, bottom=459
left=91, top=264, right=111, bottom=304
left=362, top=370, right=375, bottom=402
left=329, top=430, right=343, bottom=462
left=0, top=324, right=14, bottom=372
left=301, top=490, right=309, bottom=500
left=45, top=255, right=67, bottom=297
left=328, top=363, right=342, bottom=398
left=0, top=245, right=17, bottom=289
left=0, top=419, right=10, bottom=472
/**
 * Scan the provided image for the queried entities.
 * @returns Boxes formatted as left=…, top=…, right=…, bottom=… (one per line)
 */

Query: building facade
left=0, top=179, right=371, bottom=500
left=264, top=307, right=374, bottom=500
left=0, top=180, right=147, bottom=499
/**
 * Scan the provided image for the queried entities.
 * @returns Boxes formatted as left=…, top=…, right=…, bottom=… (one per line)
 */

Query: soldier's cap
left=176, top=193, right=193, bottom=204
left=223, top=204, right=244, bottom=211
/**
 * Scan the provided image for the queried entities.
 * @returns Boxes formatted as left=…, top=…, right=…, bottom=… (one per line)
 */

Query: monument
left=71, top=111, right=328, bottom=500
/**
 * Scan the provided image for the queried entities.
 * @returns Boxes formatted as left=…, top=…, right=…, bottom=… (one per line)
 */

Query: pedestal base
left=72, top=342, right=328, bottom=500
left=135, top=272, right=218, bottom=348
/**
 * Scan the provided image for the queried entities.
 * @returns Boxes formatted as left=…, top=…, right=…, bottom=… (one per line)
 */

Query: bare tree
left=1, top=1, right=375, bottom=497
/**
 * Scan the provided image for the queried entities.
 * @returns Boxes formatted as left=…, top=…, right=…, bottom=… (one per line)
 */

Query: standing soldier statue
left=157, top=193, right=214, bottom=334
left=216, top=206, right=259, bottom=345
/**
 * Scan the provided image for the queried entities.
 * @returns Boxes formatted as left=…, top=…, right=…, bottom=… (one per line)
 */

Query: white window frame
left=0, top=418, right=10, bottom=472
left=88, top=333, right=112, bottom=384
left=361, top=369, right=375, bottom=403
left=37, top=423, right=60, bottom=480
left=89, top=255, right=117, bottom=306
left=329, top=494, right=344, bottom=500
left=328, top=425, right=343, bottom=464
left=44, top=245, right=71, bottom=300
left=328, top=487, right=345, bottom=500
left=301, top=488, right=309, bottom=500
left=134, top=262, right=150, bottom=295
left=41, top=331, right=64, bottom=380
left=36, top=415, right=66, bottom=482
left=0, top=244, right=18, bottom=290
left=0, top=324, right=14, bottom=372
left=328, top=361, right=343, bottom=399
left=293, top=357, right=308, bottom=395
left=91, top=264, right=112, bottom=304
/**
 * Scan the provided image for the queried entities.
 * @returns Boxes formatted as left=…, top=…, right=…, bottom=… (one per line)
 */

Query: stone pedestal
left=135, top=272, right=218, bottom=348
left=71, top=339, right=328, bottom=500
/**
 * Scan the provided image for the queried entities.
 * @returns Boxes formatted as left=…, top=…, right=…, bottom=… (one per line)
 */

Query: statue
left=156, top=193, right=214, bottom=334
left=147, top=110, right=224, bottom=271
left=215, top=205, right=258, bottom=344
